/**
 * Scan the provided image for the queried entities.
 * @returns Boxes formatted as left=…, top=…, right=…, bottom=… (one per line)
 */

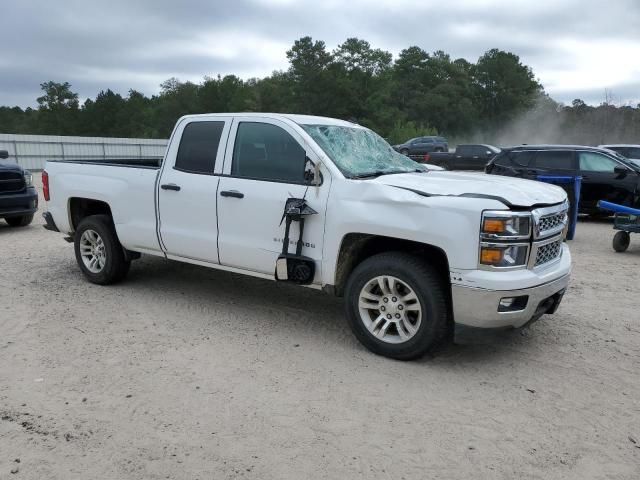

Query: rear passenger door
left=529, top=150, right=576, bottom=180
left=157, top=117, right=232, bottom=263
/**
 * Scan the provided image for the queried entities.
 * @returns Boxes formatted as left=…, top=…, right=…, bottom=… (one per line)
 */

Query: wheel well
left=333, top=233, right=451, bottom=297
left=68, top=198, right=113, bottom=231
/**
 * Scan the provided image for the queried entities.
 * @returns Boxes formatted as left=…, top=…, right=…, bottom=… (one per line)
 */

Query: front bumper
left=451, top=272, right=570, bottom=329
left=0, top=187, right=38, bottom=218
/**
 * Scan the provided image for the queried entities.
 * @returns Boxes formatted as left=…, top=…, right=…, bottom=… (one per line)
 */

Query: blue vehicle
left=597, top=200, right=640, bottom=252
left=393, top=136, right=448, bottom=156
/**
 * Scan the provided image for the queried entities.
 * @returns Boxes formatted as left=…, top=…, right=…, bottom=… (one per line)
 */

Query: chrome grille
left=533, top=203, right=569, bottom=239
left=534, top=239, right=562, bottom=267
left=0, top=172, right=25, bottom=193
left=539, top=212, right=566, bottom=233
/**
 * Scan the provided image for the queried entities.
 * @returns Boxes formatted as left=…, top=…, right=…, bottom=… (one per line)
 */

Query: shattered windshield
left=302, top=124, right=427, bottom=178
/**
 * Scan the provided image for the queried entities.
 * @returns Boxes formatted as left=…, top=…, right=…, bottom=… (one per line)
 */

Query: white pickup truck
left=42, top=113, right=571, bottom=359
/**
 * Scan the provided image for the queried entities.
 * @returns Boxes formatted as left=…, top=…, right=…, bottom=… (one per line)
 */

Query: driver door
left=578, top=151, right=637, bottom=208
left=216, top=117, right=330, bottom=281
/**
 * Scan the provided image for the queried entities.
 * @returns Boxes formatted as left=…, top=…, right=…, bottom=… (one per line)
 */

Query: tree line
left=1, top=36, right=638, bottom=145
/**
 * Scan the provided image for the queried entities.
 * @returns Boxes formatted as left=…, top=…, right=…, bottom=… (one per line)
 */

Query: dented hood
left=372, top=171, right=567, bottom=208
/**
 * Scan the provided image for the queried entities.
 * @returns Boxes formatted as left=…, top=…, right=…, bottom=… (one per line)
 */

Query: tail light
left=423, top=153, right=431, bottom=163
left=42, top=170, right=50, bottom=201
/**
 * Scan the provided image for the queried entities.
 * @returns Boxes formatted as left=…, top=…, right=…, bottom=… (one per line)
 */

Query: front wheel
left=74, top=215, right=130, bottom=284
left=5, top=214, right=34, bottom=227
left=400, top=149, right=409, bottom=156
left=344, top=252, right=449, bottom=360
left=613, top=231, right=630, bottom=252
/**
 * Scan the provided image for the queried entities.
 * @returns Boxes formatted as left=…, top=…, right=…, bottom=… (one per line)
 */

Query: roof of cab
left=505, top=144, right=607, bottom=152
left=178, top=112, right=362, bottom=128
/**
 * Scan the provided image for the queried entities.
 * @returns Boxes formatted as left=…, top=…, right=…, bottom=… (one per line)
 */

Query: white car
left=599, top=144, right=640, bottom=167
left=42, top=113, right=571, bottom=359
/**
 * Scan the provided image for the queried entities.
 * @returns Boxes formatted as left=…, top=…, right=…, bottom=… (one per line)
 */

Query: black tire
left=5, top=214, right=34, bottom=227
left=344, top=252, right=449, bottom=360
left=612, top=231, right=630, bottom=252
left=400, top=149, right=409, bottom=156
left=74, top=214, right=130, bottom=285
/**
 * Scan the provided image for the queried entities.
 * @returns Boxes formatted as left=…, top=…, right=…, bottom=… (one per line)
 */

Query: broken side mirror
left=0, top=150, right=8, bottom=159
left=304, top=156, right=322, bottom=186
left=276, top=255, right=315, bottom=284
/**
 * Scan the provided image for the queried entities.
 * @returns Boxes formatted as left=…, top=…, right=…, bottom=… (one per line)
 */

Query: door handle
left=161, top=183, right=181, bottom=191
left=220, top=190, right=244, bottom=199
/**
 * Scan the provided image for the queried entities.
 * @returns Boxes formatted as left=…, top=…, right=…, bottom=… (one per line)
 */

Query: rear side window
left=499, top=150, right=535, bottom=167
left=579, top=152, right=618, bottom=172
left=457, top=145, right=472, bottom=155
left=533, top=151, right=574, bottom=170
left=232, top=122, right=306, bottom=183
left=175, top=121, right=224, bottom=174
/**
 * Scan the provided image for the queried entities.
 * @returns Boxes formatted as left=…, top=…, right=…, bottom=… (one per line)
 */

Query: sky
left=2, top=0, right=639, bottom=108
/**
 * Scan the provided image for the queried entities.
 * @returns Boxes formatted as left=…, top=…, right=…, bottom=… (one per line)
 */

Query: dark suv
left=0, top=150, right=38, bottom=227
left=485, top=145, right=640, bottom=214
left=393, top=136, right=448, bottom=155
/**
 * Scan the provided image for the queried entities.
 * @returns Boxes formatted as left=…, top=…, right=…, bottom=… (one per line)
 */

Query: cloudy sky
left=3, top=0, right=639, bottom=108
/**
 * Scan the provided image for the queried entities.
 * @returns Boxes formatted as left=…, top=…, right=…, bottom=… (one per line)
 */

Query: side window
left=422, top=138, right=434, bottom=143
left=507, top=150, right=535, bottom=167
left=232, top=122, right=306, bottom=183
left=472, top=146, right=486, bottom=156
left=457, top=146, right=471, bottom=156
left=175, top=121, right=224, bottom=174
left=533, top=151, right=574, bottom=170
left=579, top=152, right=619, bottom=172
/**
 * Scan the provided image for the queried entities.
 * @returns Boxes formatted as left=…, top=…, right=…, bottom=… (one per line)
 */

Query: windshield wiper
left=350, top=170, right=388, bottom=179
left=350, top=169, right=427, bottom=179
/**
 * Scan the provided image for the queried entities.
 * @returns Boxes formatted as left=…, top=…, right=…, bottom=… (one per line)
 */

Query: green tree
left=472, top=49, right=541, bottom=124
left=35, top=81, right=80, bottom=134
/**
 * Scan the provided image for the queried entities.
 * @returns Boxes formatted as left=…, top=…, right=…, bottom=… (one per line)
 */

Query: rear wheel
left=74, top=215, right=130, bottom=284
left=5, top=214, right=34, bottom=227
left=344, top=252, right=448, bottom=360
left=613, top=231, right=630, bottom=252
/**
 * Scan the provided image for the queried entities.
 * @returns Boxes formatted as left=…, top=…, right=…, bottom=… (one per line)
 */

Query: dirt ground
left=1, top=174, right=639, bottom=480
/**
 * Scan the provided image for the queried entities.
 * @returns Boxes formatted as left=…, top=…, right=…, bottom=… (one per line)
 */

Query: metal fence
left=0, top=133, right=168, bottom=171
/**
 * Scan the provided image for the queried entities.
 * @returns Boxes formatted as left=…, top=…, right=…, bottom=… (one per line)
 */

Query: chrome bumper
left=451, top=273, right=570, bottom=329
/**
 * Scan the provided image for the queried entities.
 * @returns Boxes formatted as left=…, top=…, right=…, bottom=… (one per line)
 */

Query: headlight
left=481, top=211, right=531, bottom=240
left=479, top=243, right=529, bottom=268
left=23, top=170, right=33, bottom=187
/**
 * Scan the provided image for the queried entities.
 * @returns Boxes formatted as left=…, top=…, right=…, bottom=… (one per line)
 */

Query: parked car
left=599, top=144, right=640, bottom=166
left=43, top=114, right=570, bottom=360
left=485, top=145, right=640, bottom=215
left=427, top=144, right=501, bottom=170
left=0, top=149, right=38, bottom=227
left=393, top=136, right=448, bottom=155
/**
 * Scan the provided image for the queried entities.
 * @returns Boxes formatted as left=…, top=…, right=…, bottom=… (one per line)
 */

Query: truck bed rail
left=47, top=157, right=162, bottom=169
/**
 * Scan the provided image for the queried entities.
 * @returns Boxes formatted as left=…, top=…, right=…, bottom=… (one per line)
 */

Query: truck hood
left=0, top=161, right=23, bottom=173
left=372, top=171, right=567, bottom=208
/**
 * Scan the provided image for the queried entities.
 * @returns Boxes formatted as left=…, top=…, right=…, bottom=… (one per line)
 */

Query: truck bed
left=45, top=158, right=162, bottom=253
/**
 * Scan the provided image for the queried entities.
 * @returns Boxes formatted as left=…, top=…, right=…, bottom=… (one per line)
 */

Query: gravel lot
left=1, top=174, right=639, bottom=479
